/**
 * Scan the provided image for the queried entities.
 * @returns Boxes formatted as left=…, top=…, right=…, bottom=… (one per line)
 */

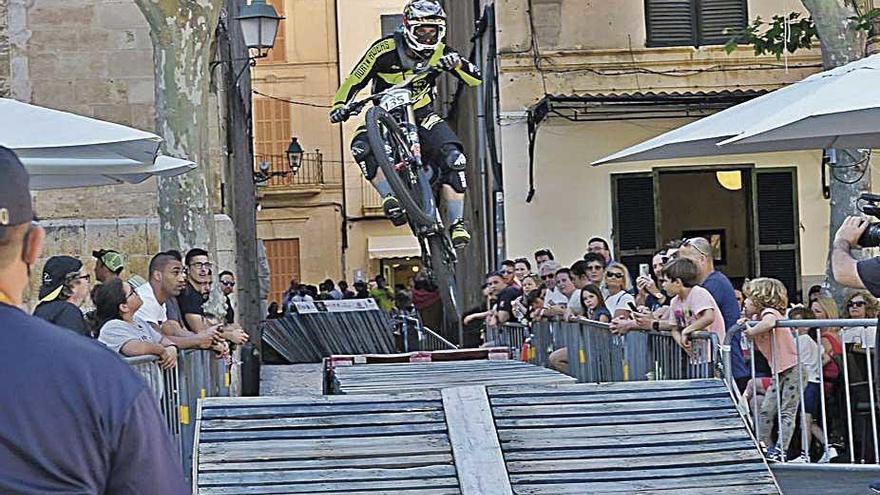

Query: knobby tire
left=365, top=106, right=435, bottom=227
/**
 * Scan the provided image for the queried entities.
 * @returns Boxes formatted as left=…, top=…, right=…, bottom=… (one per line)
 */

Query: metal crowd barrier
left=395, top=314, right=458, bottom=352
left=725, top=318, right=879, bottom=464
left=542, top=320, right=719, bottom=383
left=486, top=320, right=720, bottom=382
left=124, top=348, right=240, bottom=480
left=485, top=322, right=531, bottom=357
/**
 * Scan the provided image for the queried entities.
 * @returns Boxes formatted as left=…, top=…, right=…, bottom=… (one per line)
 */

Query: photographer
left=831, top=216, right=880, bottom=492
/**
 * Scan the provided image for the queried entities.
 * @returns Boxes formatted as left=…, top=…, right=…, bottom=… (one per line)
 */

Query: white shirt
left=605, top=290, right=635, bottom=316
left=544, top=288, right=571, bottom=308
left=99, top=319, right=164, bottom=354
left=796, top=334, right=822, bottom=383
left=567, top=289, right=583, bottom=315
left=134, top=283, right=167, bottom=326
left=841, top=325, right=876, bottom=348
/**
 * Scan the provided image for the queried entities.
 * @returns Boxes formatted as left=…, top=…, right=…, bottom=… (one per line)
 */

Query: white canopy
left=593, top=54, right=880, bottom=165
left=0, top=98, right=195, bottom=189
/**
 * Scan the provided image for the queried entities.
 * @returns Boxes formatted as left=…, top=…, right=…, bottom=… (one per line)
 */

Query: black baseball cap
left=39, top=256, right=84, bottom=302
left=0, top=146, right=33, bottom=228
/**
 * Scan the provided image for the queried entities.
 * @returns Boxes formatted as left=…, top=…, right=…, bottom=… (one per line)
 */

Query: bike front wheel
left=364, top=106, right=435, bottom=227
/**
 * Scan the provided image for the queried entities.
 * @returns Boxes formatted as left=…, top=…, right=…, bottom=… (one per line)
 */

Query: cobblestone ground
left=260, top=363, right=325, bottom=396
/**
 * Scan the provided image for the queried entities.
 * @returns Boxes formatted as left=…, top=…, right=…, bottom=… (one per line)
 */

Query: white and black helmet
left=402, top=0, right=447, bottom=54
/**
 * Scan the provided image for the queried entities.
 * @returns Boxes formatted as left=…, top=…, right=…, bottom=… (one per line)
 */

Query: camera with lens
left=858, top=193, right=880, bottom=247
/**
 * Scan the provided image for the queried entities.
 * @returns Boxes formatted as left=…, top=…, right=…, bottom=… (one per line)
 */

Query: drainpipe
left=333, top=0, right=349, bottom=279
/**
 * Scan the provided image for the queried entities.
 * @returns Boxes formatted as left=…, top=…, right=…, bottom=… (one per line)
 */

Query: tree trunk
left=135, top=0, right=224, bottom=253
left=802, top=0, right=869, bottom=302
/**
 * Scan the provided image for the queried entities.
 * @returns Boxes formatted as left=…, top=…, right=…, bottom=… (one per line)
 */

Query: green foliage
left=723, top=12, right=818, bottom=59
left=724, top=8, right=879, bottom=58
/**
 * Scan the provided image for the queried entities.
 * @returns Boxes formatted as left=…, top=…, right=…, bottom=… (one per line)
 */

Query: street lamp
left=286, top=137, right=304, bottom=175
left=236, top=0, right=284, bottom=59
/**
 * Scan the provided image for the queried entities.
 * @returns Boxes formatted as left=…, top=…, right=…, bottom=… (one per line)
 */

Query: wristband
left=652, top=320, right=660, bottom=331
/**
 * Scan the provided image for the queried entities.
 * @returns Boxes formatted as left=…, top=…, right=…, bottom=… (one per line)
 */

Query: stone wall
left=26, top=214, right=236, bottom=307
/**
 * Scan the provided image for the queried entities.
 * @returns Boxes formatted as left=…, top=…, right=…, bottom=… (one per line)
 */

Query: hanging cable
left=252, top=89, right=334, bottom=108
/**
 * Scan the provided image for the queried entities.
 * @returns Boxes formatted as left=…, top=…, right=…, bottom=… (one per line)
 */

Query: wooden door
left=264, top=238, right=301, bottom=305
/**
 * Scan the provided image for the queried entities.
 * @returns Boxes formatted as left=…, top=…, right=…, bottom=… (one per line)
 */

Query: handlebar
left=340, top=65, right=443, bottom=120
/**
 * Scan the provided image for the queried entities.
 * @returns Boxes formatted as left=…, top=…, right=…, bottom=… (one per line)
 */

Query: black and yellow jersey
left=332, top=31, right=481, bottom=112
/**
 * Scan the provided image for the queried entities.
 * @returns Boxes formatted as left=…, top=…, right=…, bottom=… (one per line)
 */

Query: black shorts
left=351, top=106, right=462, bottom=180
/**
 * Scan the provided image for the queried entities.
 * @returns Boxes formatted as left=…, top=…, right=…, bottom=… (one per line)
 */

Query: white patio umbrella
left=593, top=54, right=880, bottom=165
left=0, top=98, right=195, bottom=189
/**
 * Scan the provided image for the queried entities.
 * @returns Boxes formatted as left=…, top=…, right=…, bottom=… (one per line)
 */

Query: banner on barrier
left=293, top=298, right=380, bottom=314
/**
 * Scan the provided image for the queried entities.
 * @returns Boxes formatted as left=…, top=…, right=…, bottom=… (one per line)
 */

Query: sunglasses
left=541, top=274, right=555, bottom=280
left=606, top=272, right=624, bottom=279
left=848, top=301, right=866, bottom=308
left=680, top=238, right=712, bottom=258
left=221, top=281, right=236, bottom=287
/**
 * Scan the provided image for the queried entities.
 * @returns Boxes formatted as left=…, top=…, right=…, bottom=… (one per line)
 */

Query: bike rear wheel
left=365, top=106, right=435, bottom=227
left=426, top=234, right=463, bottom=344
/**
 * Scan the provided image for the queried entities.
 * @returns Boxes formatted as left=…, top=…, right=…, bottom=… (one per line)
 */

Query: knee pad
left=443, top=145, right=467, bottom=172
left=444, top=169, right=468, bottom=194
left=351, top=139, right=378, bottom=180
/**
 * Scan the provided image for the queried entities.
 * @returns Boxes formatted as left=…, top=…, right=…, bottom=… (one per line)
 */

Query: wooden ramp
left=329, top=359, right=576, bottom=395
left=195, top=379, right=779, bottom=494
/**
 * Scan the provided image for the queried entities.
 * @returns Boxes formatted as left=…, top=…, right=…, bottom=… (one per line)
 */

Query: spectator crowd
left=31, top=247, right=249, bottom=369
left=463, top=235, right=878, bottom=465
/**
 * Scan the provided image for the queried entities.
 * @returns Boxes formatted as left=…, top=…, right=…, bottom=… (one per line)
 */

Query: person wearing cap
left=32, top=255, right=92, bottom=337
left=93, top=249, right=124, bottom=283
left=0, top=146, right=188, bottom=493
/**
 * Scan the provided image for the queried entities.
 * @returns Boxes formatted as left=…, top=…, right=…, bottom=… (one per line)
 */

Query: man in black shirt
left=486, top=271, right=521, bottom=324
left=179, top=249, right=248, bottom=345
left=32, top=255, right=92, bottom=337
left=0, top=146, right=187, bottom=493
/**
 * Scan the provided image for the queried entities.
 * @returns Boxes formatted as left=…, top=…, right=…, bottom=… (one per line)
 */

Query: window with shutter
left=752, top=169, right=801, bottom=301
left=613, top=174, right=658, bottom=276
left=698, top=0, right=748, bottom=45
left=253, top=97, right=291, bottom=161
left=645, top=0, right=747, bottom=47
left=264, top=0, right=287, bottom=63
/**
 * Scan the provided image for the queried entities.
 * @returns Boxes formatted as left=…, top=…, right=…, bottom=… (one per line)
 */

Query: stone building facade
left=0, top=0, right=234, bottom=305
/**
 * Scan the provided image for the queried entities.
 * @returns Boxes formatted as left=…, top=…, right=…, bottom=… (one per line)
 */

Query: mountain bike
left=342, top=66, right=462, bottom=340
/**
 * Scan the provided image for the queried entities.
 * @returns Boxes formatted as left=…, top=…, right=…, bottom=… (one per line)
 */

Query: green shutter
left=613, top=173, right=658, bottom=277
left=645, top=0, right=696, bottom=47
left=698, top=0, right=748, bottom=45
left=752, top=169, right=802, bottom=301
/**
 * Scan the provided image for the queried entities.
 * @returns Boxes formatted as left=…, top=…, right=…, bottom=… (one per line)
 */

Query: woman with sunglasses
left=841, top=291, right=878, bottom=348
left=94, top=278, right=178, bottom=370
left=604, top=262, right=635, bottom=319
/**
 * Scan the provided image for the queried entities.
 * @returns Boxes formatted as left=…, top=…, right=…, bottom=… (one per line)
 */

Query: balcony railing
left=254, top=153, right=324, bottom=188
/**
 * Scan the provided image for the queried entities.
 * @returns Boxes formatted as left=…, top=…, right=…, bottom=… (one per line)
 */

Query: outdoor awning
left=0, top=98, right=196, bottom=189
left=368, top=235, right=420, bottom=259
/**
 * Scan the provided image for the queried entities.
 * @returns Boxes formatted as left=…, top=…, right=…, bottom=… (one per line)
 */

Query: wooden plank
left=492, top=398, right=734, bottom=418
left=501, top=438, right=757, bottom=461
left=441, top=386, right=513, bottom=495
left=198, top=464, right=457, bottom=485
left=495, top=408, right=738, bottom=428
left=511, top=471, right=777, bottom=494
left=198, top=453, right=455, bottom=472
left=198, top=434, right=452, bottom=463
left=489, top=386, right=728, bottom=405
left=488, top=378, right=723, bottom=395
left=198, top=422, right=448, bottom=441
left=506, top=448, right=763, bottom=473
left=198, top=477, right=462, bottom=494
left=200, top=391, right=441, bottom=407
left=500, top=427, right=748, bottom=450
left=510, top=463, right=772, bottom=484
left=201, top=411, right=446, bottom=430
left=201, top=401, right=441, bottom=420
left=497, top=417, right=745, bottom=441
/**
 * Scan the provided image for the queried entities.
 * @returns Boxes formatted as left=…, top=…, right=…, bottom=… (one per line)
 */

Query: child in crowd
left=576, top=283, right=611, bottom=323
left=742, top=278, right=804, bottom=462
left=660, top=257, right=726, bottom=351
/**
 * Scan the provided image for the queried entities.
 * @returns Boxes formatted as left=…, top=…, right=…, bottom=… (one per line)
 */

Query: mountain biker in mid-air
left=329, top=0, right=481, bottom=249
